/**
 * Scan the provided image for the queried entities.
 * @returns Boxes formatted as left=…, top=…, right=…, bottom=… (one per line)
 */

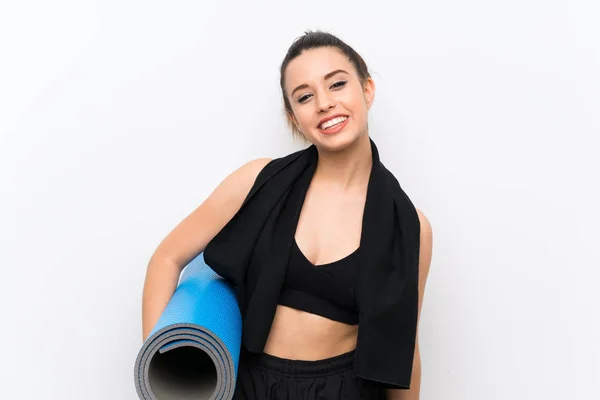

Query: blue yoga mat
left=134, top=252, right=242, bottom=399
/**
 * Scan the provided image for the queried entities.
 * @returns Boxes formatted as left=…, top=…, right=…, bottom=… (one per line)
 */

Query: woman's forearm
left=141, top=256, right=182, bottom=341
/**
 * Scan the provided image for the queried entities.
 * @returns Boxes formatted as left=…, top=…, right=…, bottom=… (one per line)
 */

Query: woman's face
left=284, top=47, right=375, bottom=151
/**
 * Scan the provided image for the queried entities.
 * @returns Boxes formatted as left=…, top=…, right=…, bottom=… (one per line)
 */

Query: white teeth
left=320, top=116, right=347, bottom=129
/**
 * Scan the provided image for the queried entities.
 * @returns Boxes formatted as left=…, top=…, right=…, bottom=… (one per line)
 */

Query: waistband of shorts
left=242, top=347, right=356, bottom=377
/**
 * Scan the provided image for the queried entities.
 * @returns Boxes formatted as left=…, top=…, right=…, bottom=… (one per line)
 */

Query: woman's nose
left=316, top=91, right=336, bottom=112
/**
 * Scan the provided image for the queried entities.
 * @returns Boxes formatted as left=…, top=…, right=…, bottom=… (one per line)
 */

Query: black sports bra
left=278, top=239, right=360, bottom=325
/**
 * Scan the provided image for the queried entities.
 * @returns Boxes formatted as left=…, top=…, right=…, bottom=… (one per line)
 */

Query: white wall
left=1, top=0, right=598, bottom=399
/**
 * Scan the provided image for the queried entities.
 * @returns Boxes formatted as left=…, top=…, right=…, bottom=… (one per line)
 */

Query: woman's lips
left=317, top=117, right=349, bottom=135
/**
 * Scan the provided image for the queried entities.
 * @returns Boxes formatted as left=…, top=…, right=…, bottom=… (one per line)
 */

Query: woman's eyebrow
left=291, top=69, right=349, bottom=98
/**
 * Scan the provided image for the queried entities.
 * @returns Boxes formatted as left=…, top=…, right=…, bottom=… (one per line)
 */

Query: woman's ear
left=363, top=77, right=376, bottom=110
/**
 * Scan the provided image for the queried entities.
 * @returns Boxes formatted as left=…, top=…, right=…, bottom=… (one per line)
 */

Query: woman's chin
left=313, top=131, right=362, bottom=152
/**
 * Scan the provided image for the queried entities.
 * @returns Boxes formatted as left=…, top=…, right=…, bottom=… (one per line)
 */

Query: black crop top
left=278, top=239, right=360, bottom=325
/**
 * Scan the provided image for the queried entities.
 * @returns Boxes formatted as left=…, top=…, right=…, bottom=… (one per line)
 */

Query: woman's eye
left=297, top=81, right=347, bottom=103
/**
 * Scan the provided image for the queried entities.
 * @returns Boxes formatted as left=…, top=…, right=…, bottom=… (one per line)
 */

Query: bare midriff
left=262, top=304, right=358, bottom=360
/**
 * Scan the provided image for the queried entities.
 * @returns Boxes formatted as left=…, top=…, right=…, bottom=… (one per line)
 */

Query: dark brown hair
left=279, top=30, right=372, bottom=140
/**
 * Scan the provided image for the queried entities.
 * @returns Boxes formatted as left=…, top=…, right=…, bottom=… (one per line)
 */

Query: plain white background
left=1, top=0, right=598, bottom=399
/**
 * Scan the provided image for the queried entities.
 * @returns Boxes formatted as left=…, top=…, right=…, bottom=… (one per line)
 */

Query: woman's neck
left=313, top=133, right=372, bottom=192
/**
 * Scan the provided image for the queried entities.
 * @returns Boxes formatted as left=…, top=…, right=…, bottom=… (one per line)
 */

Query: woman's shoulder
left=240, top=147, right=310, bottom=186
left=209, top=158, right=272, bottom=205
left=239, top=158, right=274, bottom=178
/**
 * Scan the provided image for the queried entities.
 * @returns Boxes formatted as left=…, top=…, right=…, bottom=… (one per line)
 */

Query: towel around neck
left=204, top=137, right=420, bottom=389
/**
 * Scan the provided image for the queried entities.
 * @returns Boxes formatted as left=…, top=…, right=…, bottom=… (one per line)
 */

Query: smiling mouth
left=317, top=116, right=349, bottom=135
left=318, top=116, right=348, bottom=130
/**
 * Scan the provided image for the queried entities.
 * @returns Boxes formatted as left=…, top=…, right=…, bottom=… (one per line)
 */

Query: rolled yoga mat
left=134, top=252, right=242, bottom=399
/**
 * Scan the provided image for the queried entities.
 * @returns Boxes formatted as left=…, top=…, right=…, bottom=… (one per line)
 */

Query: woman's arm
left=141, top=158, right=272, bottom=340
left=386, top=208, right=433, bottom=400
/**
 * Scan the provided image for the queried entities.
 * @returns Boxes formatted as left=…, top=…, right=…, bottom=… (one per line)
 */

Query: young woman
left=142, top=30, right=433, bottom=400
